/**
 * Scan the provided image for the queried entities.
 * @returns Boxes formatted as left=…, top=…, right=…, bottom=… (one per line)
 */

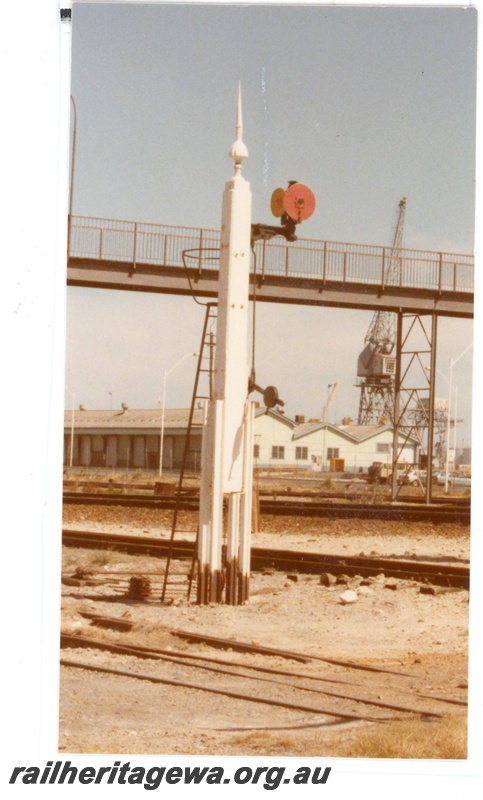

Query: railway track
left=63, top=491, right=470, bottom=523
left=63, top=479, right=470, bottom=503
left=60, top=629, right=467, bottom=727
left=62, top=528, right=470, bottom=589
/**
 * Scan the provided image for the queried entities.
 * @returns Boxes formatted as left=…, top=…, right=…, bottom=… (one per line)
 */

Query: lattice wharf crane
left=356, top=198, right=407, bottom=424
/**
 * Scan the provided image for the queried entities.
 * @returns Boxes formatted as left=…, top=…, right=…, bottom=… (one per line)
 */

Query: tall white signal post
left=197, top=88, right=255, bottom=605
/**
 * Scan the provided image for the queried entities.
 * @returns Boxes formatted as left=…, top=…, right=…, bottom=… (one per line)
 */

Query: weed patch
left=228, top=716, right=467, bottom=759
left=337, top=715, right=467, bottom=760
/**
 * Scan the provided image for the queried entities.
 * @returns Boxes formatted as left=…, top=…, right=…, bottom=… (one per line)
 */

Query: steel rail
left=61, top=529, right=470, bottom=588
left=61, top=632, right=466, bottom=708
left=258, top=500, right=470, bottom=523
left=60, top=657, right=390, bottom=723
left=60, top=634, right=442, bottom=717
left=63, top=479, right=471, bottom=504
left=171, top=630, right=413, bottom=677
left=250, top=548, right=470, bottom=588
left=62, top=491, right=470, bottom=523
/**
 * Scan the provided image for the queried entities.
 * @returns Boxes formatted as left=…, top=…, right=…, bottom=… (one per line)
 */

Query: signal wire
left=181, top=247, right=220, bottom=307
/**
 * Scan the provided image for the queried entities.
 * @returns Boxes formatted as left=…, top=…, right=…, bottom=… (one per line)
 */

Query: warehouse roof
left=64, top=407, right=419, bottom=445
left=64, top=407, right=204, bottom=430
left=292, top=420, right=420, bottom=444
left=254, top=406, right=297, bottom=428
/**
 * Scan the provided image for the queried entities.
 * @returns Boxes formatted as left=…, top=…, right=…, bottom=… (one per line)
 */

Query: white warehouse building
left=64, top=405, right=420, bottom=473
left=254, top=408, right=420, bottom=472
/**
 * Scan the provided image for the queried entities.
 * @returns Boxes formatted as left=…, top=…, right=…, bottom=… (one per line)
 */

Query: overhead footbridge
left=67, top=215, right=474, bottom=318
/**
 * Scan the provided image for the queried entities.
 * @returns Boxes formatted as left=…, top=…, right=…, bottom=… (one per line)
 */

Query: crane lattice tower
left=356, top=198, right=407, bottom=425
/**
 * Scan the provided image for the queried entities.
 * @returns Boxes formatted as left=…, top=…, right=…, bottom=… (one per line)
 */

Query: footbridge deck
left=67, top=216, right=474, bottom=318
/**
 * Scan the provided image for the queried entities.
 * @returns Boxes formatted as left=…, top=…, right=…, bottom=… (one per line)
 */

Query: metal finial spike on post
left=236, top=82, right=243, bottom=141
left=229, top=83, right=248, bottom=171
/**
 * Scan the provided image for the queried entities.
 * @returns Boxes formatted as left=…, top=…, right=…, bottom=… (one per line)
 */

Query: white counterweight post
left=197, top=87, right=254, bottom=604
left=238, top=400, right=255, bottom=602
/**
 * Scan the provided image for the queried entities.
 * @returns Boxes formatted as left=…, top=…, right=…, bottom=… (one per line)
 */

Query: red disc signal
left=283, top=183, right=316, bottom=222
left=270, top=187, right=286, bottom=218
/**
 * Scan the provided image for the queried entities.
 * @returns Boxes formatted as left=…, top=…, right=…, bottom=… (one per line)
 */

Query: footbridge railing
left=69, top=215, right=474, bottom=295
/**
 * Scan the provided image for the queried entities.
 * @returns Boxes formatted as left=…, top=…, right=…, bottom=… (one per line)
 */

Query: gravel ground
left=59, top=502, right=470, bottom=756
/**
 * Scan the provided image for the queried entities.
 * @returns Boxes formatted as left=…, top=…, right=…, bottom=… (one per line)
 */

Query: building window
left=253, top=444, right=260, bottom=459
left=272, top=446, right=285, bottom=460
left=327, top=447, right=339, bottom=459
left=377, top=443, right=390, bottom=453
left=295, top=446, right=308, bottom=460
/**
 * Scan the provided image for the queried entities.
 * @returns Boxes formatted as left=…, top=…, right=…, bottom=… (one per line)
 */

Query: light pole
left=322, top=383, right=332, bottom=472
left=325, top=383, right=332, bottom=423
left=424, top=365, right=453, bottom=469
left=159, top=352, right=198, bottom=477
left=453, top=385, right=458, bottom=460
left=65, top=387, right=75, bottom=468
left=444, top=343, right=472, bottom=493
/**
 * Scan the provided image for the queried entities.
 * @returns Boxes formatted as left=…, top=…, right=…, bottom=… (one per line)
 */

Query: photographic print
left=4, top=0, right=478, bottom=796
left=56, top=0, right=477, bottom=773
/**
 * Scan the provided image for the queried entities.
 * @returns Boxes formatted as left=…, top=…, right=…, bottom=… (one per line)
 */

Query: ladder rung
left=172, top=529, right=197, bottom=534
left=161, top=301, right=215, bottom=603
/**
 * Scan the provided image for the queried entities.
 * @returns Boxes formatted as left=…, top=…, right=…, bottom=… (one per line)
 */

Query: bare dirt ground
left=60, top=502, right=470, bottom=757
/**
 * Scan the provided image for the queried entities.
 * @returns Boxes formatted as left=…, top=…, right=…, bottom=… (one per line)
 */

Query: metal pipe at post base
left=238, top=400, right=255, bottom=604
left=225, top=493, right=241, bottom=606
left=198, top=399, right=224, bottom=605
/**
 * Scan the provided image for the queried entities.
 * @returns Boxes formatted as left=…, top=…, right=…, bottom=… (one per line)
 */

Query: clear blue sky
left=66, top=1, right=476, bottom=445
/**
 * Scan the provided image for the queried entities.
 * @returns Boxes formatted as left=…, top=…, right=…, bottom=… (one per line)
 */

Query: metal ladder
left=160, top=302, right=217, bottom=603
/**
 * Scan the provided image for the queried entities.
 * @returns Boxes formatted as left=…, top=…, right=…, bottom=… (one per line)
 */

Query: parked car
left=366, top=461, right=419, bottom=485
left=436, top=471, right=471, bottom=487
left=399, top=467, right=421, bottom=486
